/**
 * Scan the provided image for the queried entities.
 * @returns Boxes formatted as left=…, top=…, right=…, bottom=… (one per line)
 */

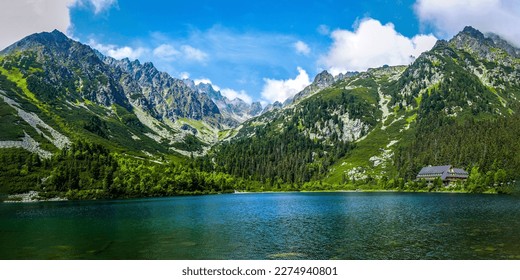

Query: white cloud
left=259, top=100, right=269, bottom=108
left=194, top=79, right=252, bottom=103
left=152, top=44, right=181, bottom=61
left=294, top=41, right=311, bottom=55
left=261, top=67, right=311, bottom=103
left=88, top=0, right=117, bottom=14
left=181, top=45, right=208, bottom=61
left=194, top=78, right=220, bottom=91
left=415, top=0, right=520, bottom=46
left=320, top=18, right=437, bottom=75
left=73, top=0, right=118, bottom=14
left=152, top=44, right=207, bottom=62
left=148, top=26, right=311, bottom=96
left=0, top=0, right=75, bottom=50
left=194, top=78, right=213, bottom=86
left=221, top=88, right=253, bottom=104
left=180, top=72, right=190, bottom=79
left=0, top=0, right=120, bottom=50
left=107, top=46, right=145, bottom=60
left=88, top=40, right=146, bottom=60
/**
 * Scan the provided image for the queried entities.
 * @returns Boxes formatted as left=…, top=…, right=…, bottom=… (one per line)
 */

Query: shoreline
left=2, top=191, right=67, bottom=203
left=2, top=188, right=500, bottom=203
left=235, top=188, right=495, bottom=195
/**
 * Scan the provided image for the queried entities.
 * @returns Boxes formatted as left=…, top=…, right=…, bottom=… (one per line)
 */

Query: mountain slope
left=387, top=26, right=520, bottom=181
left=209, top=65, right=406, bottom=185
left=0, top=30, right=254, bottom=197
left=187, top=81, right=263, bottom=126
left=327, top=27, right=520, bottom=188
left=103, top=57, right=222, bottom=124
left=208, top=26, right=520, bottom=191
left=0, top=30, right=238, bottom=158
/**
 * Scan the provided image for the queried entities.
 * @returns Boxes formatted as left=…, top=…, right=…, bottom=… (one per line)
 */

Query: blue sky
left=1, top=0, right=520, bottom=104
left=70, top=0, right=429, bottom=104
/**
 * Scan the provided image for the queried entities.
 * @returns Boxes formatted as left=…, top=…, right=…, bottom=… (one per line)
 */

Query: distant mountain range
left=0, top=29, right=262, bottom=158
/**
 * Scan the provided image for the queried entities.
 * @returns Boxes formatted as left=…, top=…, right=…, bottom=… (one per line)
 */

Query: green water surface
left=1, top=192, right=520, bottom=259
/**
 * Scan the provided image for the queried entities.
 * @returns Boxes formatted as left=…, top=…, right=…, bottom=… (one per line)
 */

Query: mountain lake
left=1, top=192, right=520, bottom=259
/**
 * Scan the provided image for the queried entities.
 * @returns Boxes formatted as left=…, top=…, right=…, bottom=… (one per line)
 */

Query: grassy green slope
left=0, top=59, right=184, bottom=162
left=324, top=112, right=415, bottom=184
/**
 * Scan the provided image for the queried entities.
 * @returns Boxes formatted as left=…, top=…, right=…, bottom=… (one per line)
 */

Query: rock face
left=284, top=70, right=335, bottom=106
left=282, top=70, right=359, bottom=107
left=0, top=132, right=52, bottom=159
left=0, top=30, right=130, bottom=108
left=450, top=26, right=518, bottom=60
left=261, top=101, right=283, bottom=114
left=248, top=102, right=263, bottom=116
left=486, top=33, right=520, bottom=58
left=0, top=30, right=228, bottom=156
left=1, top=30, right=235, bottom=125
left=188, top=82, right=263, bottom=126
left=1, top=30, right=225, bottom=126
left=104, top=57, right=222, bottom=125
left=0, top=93, right=70, bottom=151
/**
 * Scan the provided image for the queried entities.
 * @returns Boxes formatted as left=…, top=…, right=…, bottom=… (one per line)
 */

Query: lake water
left=1, top=192, right=520, bottom=259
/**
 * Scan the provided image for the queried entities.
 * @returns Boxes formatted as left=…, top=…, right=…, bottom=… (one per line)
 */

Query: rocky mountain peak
left=107, top=57, right=221, bottom=121
left=431, top=39, right=449, bottom=50
left=451, top=26, right=494, bottom=46
left=0, top=29, right=131, bottom=108
left=285, top=70, right=337, bottom=106
left=249, top=102, right=263, bottom=116
left=142, top=61, right=155, bottom=69
left=447, top=26, right=520, bottom=64
left=190, top=81, right=262, bottom=125
left=1, top=29, right=73, bottom=55
left=461, top=26, right=486, bottom=39
left=261, top=101, right=283, bottom=114
left=313, top=70, right=334, bottom=87
left=194, top=82, right=218, bottom=97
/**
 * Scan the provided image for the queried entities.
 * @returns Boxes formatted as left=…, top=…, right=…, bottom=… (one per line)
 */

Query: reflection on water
left=1, top=192, right=520, bottom=259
